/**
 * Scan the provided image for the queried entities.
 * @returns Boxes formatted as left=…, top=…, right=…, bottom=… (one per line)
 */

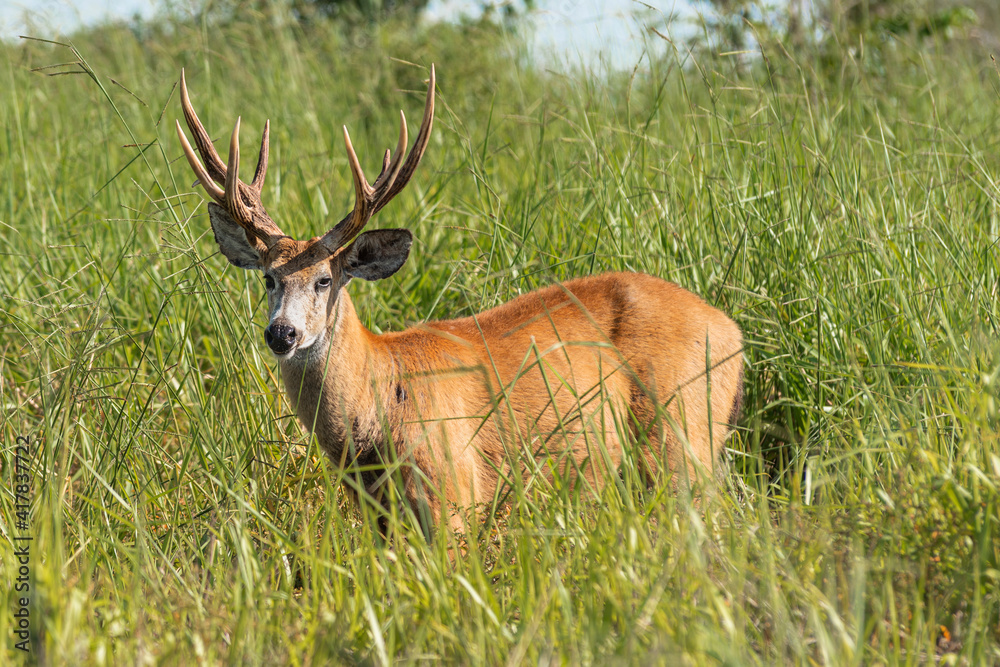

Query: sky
left=0, top=0, right=697, bottom=71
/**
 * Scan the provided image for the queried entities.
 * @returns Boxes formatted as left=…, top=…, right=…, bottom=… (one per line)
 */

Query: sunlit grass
left=1, top=7, right=999, bottom=664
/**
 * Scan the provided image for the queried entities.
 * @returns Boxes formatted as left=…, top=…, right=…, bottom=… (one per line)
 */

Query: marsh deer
left=176, top=66, right=744, bottom=533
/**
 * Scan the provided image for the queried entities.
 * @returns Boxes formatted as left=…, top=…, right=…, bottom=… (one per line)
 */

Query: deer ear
left=208, top=203, right=263, bottom=270
left=344, top=229, right=412, bottom=281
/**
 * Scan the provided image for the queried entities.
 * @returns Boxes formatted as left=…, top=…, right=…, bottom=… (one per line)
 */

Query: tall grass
left=1, top=6, right=999, bottom=663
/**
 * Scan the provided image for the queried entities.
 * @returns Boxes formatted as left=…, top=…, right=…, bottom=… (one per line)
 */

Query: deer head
left=176, top=67, right=435, bottom=360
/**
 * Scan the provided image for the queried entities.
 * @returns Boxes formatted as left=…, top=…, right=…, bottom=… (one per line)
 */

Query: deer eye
left=264, top=275, right=275, bottom=290
left=315, top=276, right=332, bottom=291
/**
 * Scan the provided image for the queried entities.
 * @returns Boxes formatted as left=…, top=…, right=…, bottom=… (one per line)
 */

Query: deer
left=175, top=65, right=744, bottom=535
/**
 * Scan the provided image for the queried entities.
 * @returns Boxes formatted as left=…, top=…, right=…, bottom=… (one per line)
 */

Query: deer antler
left=320, top=64, right=436, bottom=254
left=175, top=69, right=285, bottom=251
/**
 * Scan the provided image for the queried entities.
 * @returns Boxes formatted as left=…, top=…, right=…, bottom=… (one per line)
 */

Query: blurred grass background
left=1, top=1, right=1000, bottom=663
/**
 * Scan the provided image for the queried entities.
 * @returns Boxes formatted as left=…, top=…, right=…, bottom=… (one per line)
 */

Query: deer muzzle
left=265, top=321, right=297, bottom=356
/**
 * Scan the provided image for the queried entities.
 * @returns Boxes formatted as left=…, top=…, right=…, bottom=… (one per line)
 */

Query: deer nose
left=265, top=322, right=297, bottom=355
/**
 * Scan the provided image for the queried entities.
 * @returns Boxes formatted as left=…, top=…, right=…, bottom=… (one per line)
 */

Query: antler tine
left=226, top=118, right=254, bottom=222
left=250, top=119, right=270, bottom=192
left=320, top=65, right=436, bottom=254
left=179, top=69, right=228, bottom=185
left=176, top=120, right=226, bottom=202
left=342, top=125, right=375, bottom=203
left=329, top=125, right=376, bottom=246
left=372, top=110, right=408, bottom=195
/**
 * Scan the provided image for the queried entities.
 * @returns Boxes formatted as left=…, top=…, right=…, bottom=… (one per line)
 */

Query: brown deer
left=175, top=66, right=744, bottom=534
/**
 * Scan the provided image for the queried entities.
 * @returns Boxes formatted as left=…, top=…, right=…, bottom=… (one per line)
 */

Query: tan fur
left=267, top=238, right=743, bottom=531
left=176, top=66, right=742, bottom=532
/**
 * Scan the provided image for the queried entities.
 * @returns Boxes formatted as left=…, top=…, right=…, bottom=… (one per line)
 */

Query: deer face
left=208, top=204, right=412, bottom=359
left=175, top=67, right=434, bottom=360
left=261, top=237, right=340, bottom=359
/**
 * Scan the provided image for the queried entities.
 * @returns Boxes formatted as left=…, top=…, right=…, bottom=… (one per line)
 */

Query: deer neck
left=277, top=291, right=395, bottom=465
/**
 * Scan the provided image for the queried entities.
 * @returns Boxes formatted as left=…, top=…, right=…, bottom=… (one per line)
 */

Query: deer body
left=175, top=66, right=743, bottom=533
left=276, top=270, right=742, bottom=529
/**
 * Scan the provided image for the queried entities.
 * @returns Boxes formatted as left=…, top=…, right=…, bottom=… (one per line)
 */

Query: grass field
left=2, top=5, right=1000, bottom=664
